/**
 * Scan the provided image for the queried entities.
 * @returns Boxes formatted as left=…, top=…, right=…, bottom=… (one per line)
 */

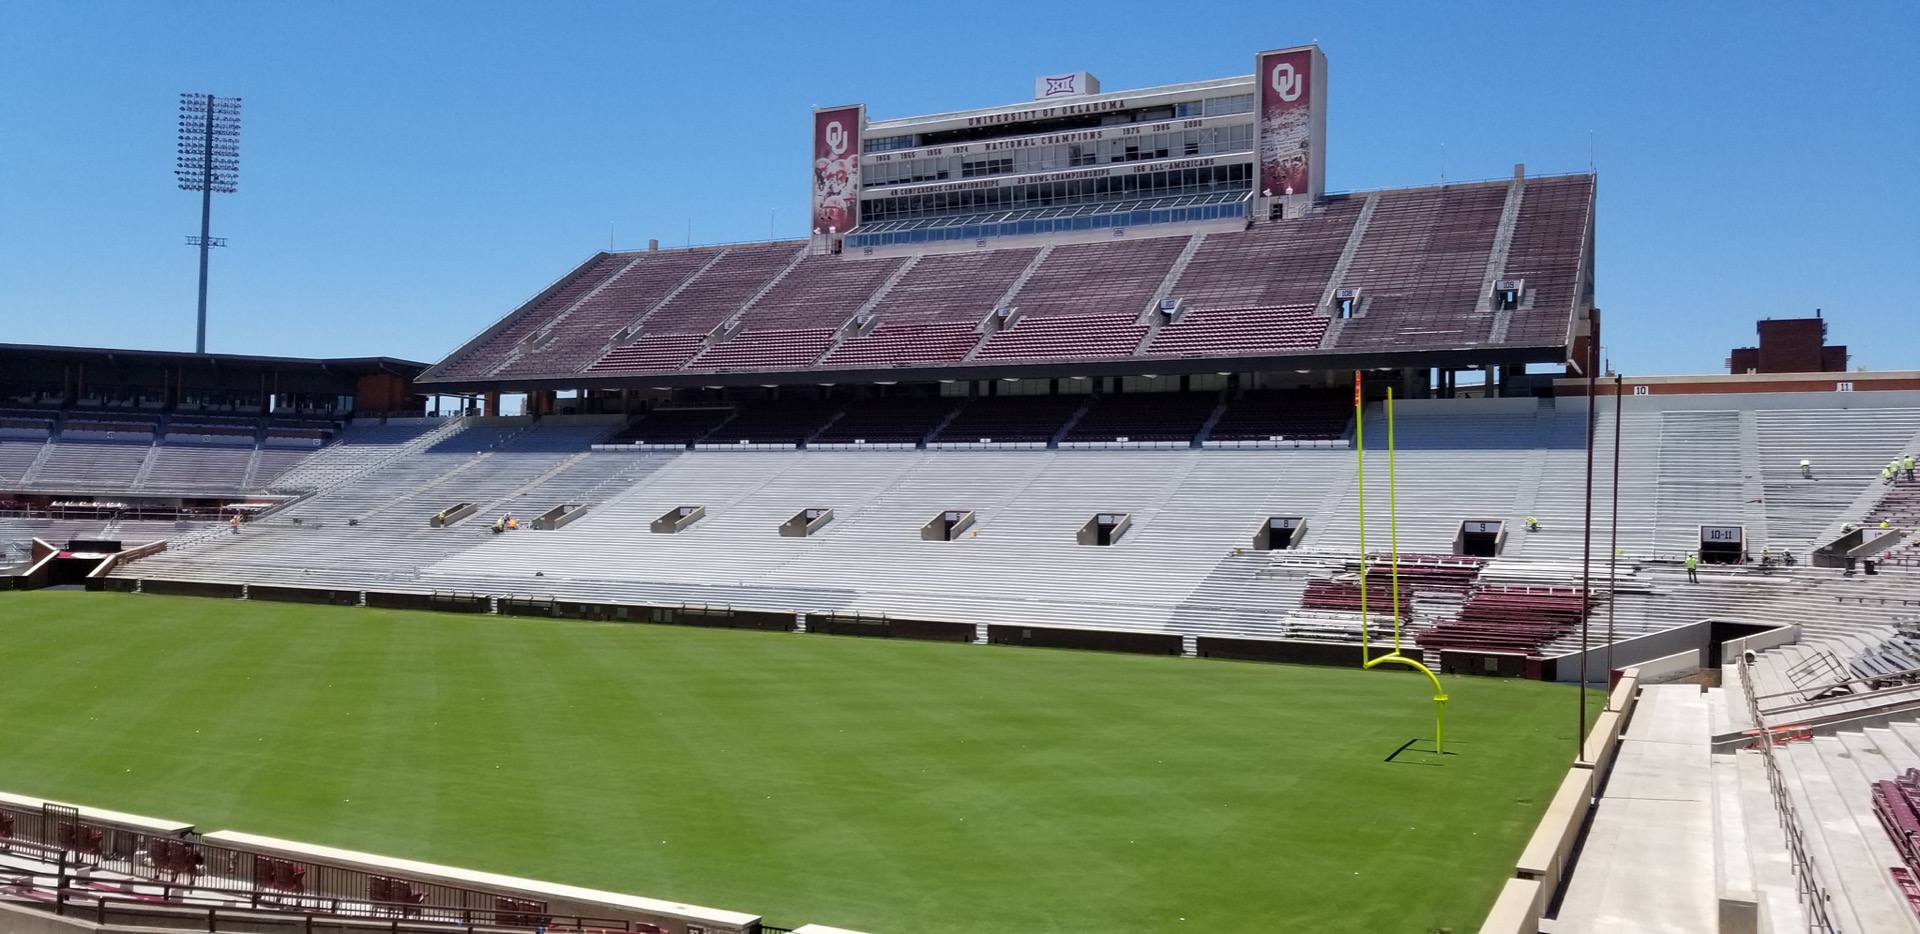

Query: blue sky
left=2, top=1, right=1915, bottom=376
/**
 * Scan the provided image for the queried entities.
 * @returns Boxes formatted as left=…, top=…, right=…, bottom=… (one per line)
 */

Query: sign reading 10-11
left=1700, top=525, right=1744, bottom=545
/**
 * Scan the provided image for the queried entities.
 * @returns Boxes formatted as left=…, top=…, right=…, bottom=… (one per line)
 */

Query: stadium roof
left=421, top=173, right=1594, bottom=392
left=0, top=343, right=429, bottom=396
left=0, top=343, right=428, bottom=375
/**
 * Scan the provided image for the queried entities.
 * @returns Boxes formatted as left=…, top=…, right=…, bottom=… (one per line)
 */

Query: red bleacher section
left=1873, top=770, right=1920, bottom=921
left=1501, top=174, right=1595, bottom=345
left=1415, top=585, right=1592, bottom=657
left=1165, top=197, right=1361, bottom=309
left=1301, top=554, right=1483, bottom=619
left=494, top=249, right=718, bottom=377
left=425, top=176, right=1592, bottom=382
left=1333, top=184, right=1509, bottom=350
left=435, top=253, right=631, bottom=379
left=975, top=313, right=1148, bottom=362
left=1147, top=305, right=1326, bottom=357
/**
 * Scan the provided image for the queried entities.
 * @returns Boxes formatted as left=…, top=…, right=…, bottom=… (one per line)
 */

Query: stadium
left=2, top=36, right=1918, bottom=934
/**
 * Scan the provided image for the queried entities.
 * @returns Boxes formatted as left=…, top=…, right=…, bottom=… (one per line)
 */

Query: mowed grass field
left=0, top=591, right=1585, bottom=933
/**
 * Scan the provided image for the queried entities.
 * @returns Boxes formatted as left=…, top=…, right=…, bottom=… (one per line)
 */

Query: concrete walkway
left=1553, top=684, right=1716, bottom=933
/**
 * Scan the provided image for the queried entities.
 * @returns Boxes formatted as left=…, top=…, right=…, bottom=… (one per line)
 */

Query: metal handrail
left=0, top=865, right=644, bottom=933
left=1738, top=653, right=1841, bottom=932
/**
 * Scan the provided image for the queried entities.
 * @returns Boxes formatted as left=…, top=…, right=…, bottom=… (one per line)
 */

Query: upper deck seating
left=819, top=321, right=983, bottom=369
left=811, top=396, right=960, bottom=445
left=581, top=243, right=805, bottom=372
left=1499, top=175, right=1595, bottom=345
left=930, top=395, right=1085, bottom=444
left=687, top=256, right=908, bottom=372
left=1005, top=237, right=1186, bottom=320
left=1145, top=305, right=1327, bottom=357
left=1333, top=183, right=1509, bottom=350
left=865, top=249, right=1039, bottom=324
left=1062, top=393, right=1220, bottom=444
left=496, top=249, right=720, bottom=377
left=621, top=243, right=802, bottom=337
left=975, top=314, right=1148, bottom=362
left=1166, top=198, right=1361, bottom=309
left=588, top=334, right=709, bottom=374
left=819, top=250, right=1038, bottom=369
left=435, top=253, right=632, bottom=379
left=689, top=328, right=839, bottom=372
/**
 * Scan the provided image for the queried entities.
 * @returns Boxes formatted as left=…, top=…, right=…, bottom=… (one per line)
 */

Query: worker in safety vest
left=1685, top=552, right=1699, bottom=583
left=1525, top=516, right=1540, bottom=532
left=1906, top=454, right=1916, bottom=481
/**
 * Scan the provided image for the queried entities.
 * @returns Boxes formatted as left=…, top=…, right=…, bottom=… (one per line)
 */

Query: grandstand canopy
left=0, top=343, right=429, bottom=412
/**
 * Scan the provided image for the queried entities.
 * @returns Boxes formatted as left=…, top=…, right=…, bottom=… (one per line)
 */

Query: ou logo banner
left=1269, top=62, right=1303, bottom=102
left=824, top=120, right=850, bottom=156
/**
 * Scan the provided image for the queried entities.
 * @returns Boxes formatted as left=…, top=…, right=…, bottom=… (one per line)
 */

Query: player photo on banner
left=812, top=105, right=864, bottom=233
left=1256, top=47, right=1322, bottom=199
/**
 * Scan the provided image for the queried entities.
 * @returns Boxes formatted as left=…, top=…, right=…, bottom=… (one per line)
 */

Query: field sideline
left=0, top=592, right=1585, bottom=932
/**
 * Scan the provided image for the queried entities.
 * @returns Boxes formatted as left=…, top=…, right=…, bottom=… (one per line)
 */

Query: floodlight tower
left=177, top=93, right=241, bottom=354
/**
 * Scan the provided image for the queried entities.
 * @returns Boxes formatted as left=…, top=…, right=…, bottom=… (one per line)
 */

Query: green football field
left=0, top=591, right=1586, bottom=933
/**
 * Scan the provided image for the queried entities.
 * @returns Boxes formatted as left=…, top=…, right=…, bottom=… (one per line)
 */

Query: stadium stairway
left=1775, top=730, right=1920, bottom=931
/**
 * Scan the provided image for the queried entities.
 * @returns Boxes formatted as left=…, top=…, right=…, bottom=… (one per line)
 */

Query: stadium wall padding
left=1197, top=636, right=1386, bottom=667
left=989, top=624, right=1181, bottom=656
left=808, top=615, right=974, bottom=642
left=139, top=579, right=244, bottom=599
left=365, top=590, right=489, bottom=613
left=250, top=584, right=361, bottom=607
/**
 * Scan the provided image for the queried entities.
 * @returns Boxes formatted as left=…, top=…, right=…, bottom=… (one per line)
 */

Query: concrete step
left=1732, top=749, right=1807, bottom=931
